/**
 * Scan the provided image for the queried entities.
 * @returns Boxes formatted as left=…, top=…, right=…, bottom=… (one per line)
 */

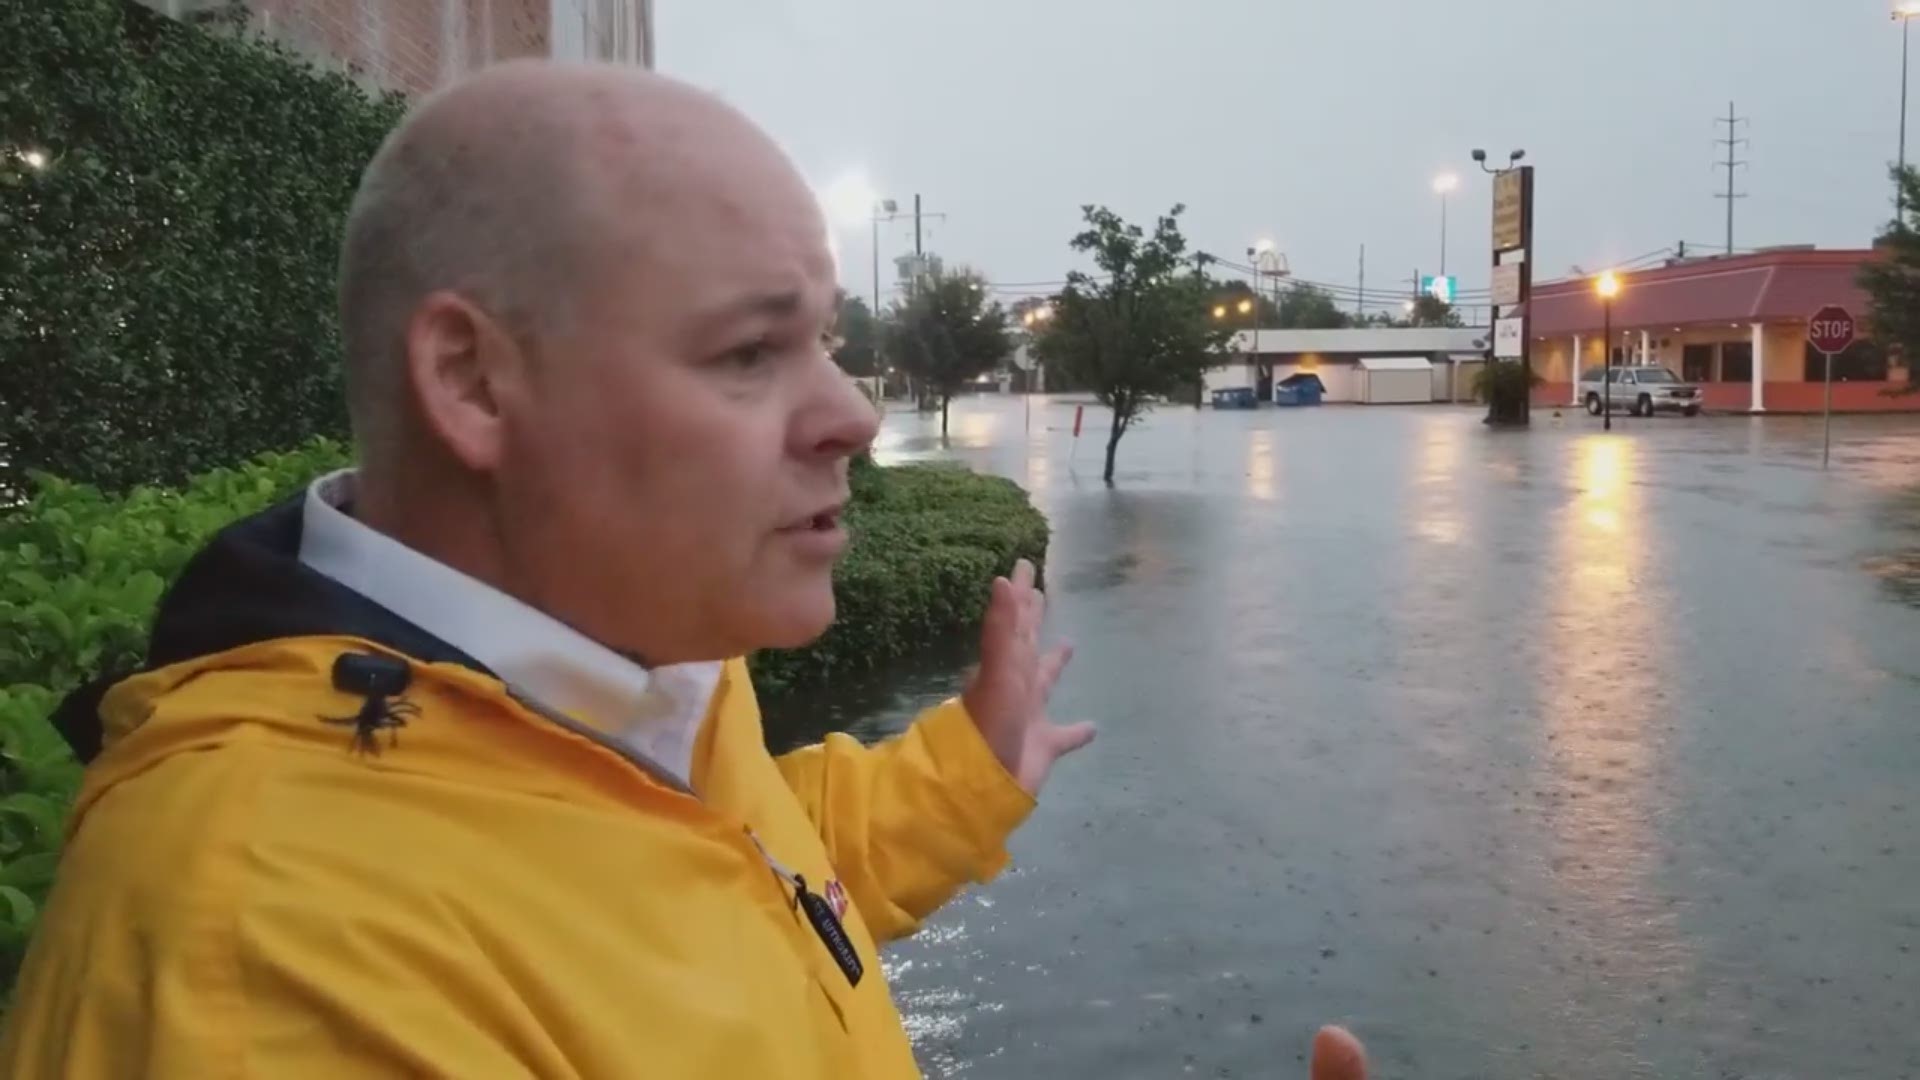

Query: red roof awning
left=1528, top=250, right=1877, bottom=338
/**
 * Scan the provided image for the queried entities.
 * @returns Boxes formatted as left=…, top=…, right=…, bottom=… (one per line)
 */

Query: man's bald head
left=336, top=60, right=819, bottom=472
left=333, top=59, right=871, bottom=666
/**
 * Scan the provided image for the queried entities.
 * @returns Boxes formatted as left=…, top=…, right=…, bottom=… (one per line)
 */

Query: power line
left=1714, top=101, right=1751, bottom=256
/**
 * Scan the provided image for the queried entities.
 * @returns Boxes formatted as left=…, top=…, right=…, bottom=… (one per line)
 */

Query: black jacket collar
left=51, top=495, right=494, bottom=763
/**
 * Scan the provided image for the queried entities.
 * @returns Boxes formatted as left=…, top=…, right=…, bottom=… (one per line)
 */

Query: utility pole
left=1357, top=244, right=1367, bottom=320
left=1714, top=102, right=1750, bottom=256
left=914, top=193, right=923, bottom=257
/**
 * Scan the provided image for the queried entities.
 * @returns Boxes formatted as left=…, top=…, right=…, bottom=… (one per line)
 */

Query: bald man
left=1, top=61, right=1363, bottom=1079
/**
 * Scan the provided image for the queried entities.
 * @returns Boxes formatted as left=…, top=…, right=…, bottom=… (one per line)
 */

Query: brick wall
left=135, top=0, right=652, bottom=96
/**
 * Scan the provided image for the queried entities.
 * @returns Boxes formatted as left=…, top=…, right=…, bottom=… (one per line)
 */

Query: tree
left=829, top=292, right=880, bottom=377
left=1033, top=205, right=1231, bottom=483
left=1205, top=280, right=1282, bottom=328
left=1408, top=293, right=1462, bottom=328
left=1274, top=282, right=1350, bottom=330
left=883, top=269, right=1011, bottom=436
left=1858, top=165, right=1920, bottom=389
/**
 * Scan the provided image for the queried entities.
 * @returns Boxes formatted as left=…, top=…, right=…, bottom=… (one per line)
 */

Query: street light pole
left=1602, top=299, right=1613, bottom=432
left=1433, top=174, right=1458, bottom=278
left=1901, top=8, right=1916, bottom=216
left=1249, top=239, right=1279, bottom=398
left=1596, top=270, right=1621, bottom=432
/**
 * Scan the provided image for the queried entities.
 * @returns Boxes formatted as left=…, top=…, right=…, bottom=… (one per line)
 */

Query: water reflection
left=951, top=406, right=1000, bottom=449
left=1535, top=434, right=1691, bottom=1031
left=1411, top=416, right=1466, bottom=545
left=1245, top=428, right=1276, bottom=502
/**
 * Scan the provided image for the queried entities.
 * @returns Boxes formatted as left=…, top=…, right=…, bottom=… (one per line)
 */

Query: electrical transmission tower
left=1714, top=101, right=1750, bottom=255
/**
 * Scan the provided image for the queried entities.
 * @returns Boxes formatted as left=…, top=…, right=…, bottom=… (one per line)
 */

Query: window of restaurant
left=1721, top=342, right=1754, bottom=382
left=1682, top=344, right=1715, bottom=382
left=1802, top=340, right=1888, bottom=382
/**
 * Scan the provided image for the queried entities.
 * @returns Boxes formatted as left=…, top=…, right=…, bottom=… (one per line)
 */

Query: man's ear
left=403, top=290, right=523, bottom=473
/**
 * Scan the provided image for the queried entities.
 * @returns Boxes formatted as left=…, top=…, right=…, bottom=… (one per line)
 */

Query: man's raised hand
left=962, top=559, right=1095, bottom=795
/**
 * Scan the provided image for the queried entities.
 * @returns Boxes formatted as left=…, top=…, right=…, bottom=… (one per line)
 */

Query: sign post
left=1488, top=165, right=1536, bottom=424
left=1807, top=305, right=1856, bottom=470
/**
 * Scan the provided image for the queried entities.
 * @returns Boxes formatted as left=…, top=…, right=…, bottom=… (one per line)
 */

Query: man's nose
left=798, top=363, right=882, bottom=460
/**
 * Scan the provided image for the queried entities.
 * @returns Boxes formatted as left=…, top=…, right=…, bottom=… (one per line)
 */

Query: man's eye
left=722, top=341, right=773, bottom=369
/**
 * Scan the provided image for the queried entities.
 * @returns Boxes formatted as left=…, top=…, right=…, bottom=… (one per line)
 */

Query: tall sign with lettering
left=1488, top=167, right=1536, bottom=424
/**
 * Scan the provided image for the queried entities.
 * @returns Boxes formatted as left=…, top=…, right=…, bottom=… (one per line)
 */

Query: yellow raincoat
left=0, top=498, right=1034, bottom=1078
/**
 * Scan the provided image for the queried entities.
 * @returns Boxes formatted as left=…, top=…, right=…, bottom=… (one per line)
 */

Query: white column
left=1570, top=335, right=1584, bottom=406
left=1750, top=323, right=1766, bottom=412
left=1639, top=330, right=1651, bottom=365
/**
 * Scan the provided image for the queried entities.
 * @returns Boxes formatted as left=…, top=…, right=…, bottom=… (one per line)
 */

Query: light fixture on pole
left=1432, top=173, right=1460, bottom=277
left=1018, top=304, right=1053, bottom=430
left=1247, top=239, right=1286, bottom=387
left=1471, top=148, right=1527, bottom=174
left=1897, top=2, right=1920, bottom=216
left=1595, top=270, right=1622, bottom=432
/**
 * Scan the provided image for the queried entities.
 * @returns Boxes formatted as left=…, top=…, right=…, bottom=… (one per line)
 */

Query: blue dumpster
left=1211, top=387, right=1258, bottom=409
left=1274, top=372, right=1326, bottom=407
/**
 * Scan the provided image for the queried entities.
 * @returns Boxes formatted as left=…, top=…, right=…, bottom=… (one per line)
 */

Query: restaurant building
left=1524, top=247, right=1914, bottom=413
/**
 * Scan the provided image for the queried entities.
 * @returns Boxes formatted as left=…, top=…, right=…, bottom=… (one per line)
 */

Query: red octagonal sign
left=1808, top=305, right=1857, bottom=356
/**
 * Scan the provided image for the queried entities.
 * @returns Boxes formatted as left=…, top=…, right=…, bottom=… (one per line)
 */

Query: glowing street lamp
left=1237, top=298, right=1253, bottom=315
left=1595, top=270, right=1623, bottom=431
left=1213, top=304, right=1228, bottom=319
left=17, top=148, right=47, bottom=170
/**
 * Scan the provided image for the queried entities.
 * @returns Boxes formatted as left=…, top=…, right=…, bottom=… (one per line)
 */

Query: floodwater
left=807, top=396, right=1920, bottom=1079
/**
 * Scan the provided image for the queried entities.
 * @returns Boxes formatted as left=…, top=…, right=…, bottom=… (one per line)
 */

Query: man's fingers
left=1046, top=720, right=1097, bottom=757
left=1037, top=642, right=1074, bottom=697
left=1309, top=1026, right=1367, bottom=1080
left=977, top=577, right=1018, bottom=671
left=1012, top=558, right=1035, bottom=592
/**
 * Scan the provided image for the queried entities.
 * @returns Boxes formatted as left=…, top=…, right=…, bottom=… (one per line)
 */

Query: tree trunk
left=1102, top=404, right=1128, bottom=484
left=941, top=394, right=950, bottom=437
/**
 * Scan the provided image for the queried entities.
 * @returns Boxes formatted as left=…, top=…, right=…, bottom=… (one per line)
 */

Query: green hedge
left=0, top=0, right=404, bottom=493
left=0, top=441, right=1047, bottom=996
left=748, top=458, right=1050, bottom=693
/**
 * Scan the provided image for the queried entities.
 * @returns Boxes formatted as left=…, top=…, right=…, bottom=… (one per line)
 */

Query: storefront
left=1524, top=248, right=1913, bottom=413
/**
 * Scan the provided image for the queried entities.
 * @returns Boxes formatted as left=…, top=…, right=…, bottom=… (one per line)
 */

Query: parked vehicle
left=1578, top=365, right=1703, bottom=417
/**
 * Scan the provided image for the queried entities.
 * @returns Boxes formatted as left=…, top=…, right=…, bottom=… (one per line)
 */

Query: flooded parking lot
left=824, top=397, right=1920, bottom=1079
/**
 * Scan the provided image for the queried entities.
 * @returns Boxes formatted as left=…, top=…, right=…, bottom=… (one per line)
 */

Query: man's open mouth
left=783, top=505, right=846, bottom=533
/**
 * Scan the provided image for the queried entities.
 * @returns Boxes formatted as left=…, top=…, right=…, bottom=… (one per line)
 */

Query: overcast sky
left=658, top=0, right=1910, bottom=319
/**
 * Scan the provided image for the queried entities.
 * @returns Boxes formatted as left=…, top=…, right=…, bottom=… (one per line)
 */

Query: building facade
left=1209, top=327, right=1491, bottom=404
left=136, top=0, right=652, bottom=94
left=1526, top=248, right=1913, bottom=413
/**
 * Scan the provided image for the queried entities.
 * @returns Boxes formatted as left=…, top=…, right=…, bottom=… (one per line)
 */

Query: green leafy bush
left=0, top=0, right=405, bottom=494
left=0, top=440, right=1046, bottom=997
left=748, top=459, right=1050, bottom=693
left=1473, top=359, right=1544, bottom=424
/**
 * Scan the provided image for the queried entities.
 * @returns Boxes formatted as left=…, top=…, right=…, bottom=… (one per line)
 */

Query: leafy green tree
left=1409, top=294, right=1462, bottom=328
left=1858, top=165, right=1920, bottom=389
left=884, top=269, right=1011, bottom=436
left=1033, top=205, right=1230, bottom=483
left=829, top=292, right=880, bottom=378
left=1274, top=282, right=1350, bottom=329
left=1205, top=280, right=1281, bottom=329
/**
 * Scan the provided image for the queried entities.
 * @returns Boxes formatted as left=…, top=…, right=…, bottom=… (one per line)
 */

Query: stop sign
left=1808, top=305, right=1857, bottom=355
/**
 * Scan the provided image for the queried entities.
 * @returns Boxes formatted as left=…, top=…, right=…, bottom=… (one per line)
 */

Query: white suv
left=1578, top=365, right=1703, bottom=418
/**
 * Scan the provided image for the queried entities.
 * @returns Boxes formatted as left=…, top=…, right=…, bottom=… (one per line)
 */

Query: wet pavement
left=791, top=396, right=1920, bottom=1080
